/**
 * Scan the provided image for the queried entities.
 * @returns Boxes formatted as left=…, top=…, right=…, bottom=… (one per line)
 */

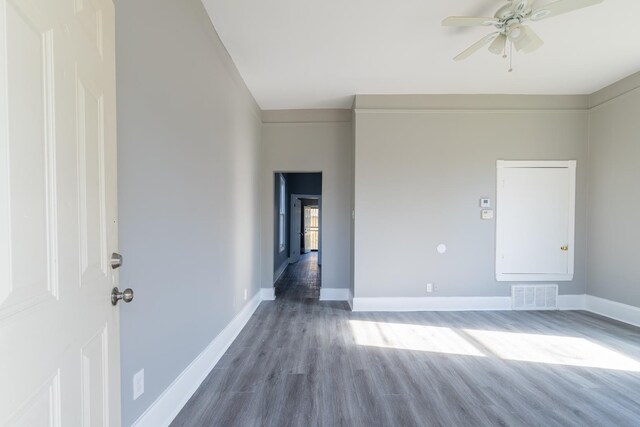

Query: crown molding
left=262, top=109, right=352, bottom=123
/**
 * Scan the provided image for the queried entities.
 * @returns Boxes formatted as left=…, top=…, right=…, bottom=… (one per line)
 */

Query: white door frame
left=290, top=194, right=322, bottom=265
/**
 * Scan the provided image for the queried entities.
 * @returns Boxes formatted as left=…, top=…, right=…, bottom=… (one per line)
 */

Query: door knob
left=111, top=287, right=134, bottom=306
left=560, top=245, right=569, bottom=251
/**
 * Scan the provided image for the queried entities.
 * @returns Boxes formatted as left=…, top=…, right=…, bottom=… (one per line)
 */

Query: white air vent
left=511, top=284, right=558, bottom=310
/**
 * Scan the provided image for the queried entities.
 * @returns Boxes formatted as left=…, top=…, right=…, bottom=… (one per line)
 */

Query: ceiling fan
left=443, top=0, right=604, bottom=62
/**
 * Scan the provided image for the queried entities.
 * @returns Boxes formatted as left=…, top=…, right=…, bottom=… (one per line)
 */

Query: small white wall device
left=481, top=210, right=494, bottom=220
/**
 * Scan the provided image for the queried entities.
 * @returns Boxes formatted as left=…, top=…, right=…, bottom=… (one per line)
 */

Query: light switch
left=481, top=210, right=494, bottom=220
left=480, top=198, right=491, bottom=208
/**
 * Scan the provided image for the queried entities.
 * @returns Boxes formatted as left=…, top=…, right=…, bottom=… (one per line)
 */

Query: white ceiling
left=202, top=0, right=640, bottom=109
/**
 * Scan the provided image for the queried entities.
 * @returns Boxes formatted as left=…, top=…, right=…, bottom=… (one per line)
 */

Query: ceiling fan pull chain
left=508, top=41, right=514, bottom=73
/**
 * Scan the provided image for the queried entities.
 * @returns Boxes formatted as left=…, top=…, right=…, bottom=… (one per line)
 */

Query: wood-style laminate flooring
left=172, top=278, right=640, bottom=426
left=274, top=252, right=321, bottom=301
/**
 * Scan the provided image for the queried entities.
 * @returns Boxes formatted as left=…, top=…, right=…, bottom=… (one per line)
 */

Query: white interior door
left=496, top=161, right=576, bottom=281
left=0, top=0, right=121, bottom=425
left=289, top=198, right=302, bottom=263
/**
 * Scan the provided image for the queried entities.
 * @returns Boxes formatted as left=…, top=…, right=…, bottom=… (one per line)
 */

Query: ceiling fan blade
left=530, top=0, right=603, bottom=21
left=442, top=16, right=499, bottom=27
left=488, top=34, right=507, bottom=55
left=454, top=32, right=500, bottom=61
left=512, top=0, right=535, bottom=14
left=509, top=25, right=544, bottom=53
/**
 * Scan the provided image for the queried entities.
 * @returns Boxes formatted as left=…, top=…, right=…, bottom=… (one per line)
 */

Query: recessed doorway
left=273, top=172, right=322, bottom=300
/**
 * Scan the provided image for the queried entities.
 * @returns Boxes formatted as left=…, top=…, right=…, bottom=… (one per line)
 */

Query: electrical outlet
left=426, top=283, right=433, bottom=293
left=244, top=288, right=248, bottom=300
left=133, top=369, right=144, bottom=400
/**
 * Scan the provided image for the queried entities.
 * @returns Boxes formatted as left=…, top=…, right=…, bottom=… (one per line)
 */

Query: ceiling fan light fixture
left=488, top=33, right=507, bottom=55
left=508, top=26, right=522, bottom=40
left=509, top=25, right=543, bottom=53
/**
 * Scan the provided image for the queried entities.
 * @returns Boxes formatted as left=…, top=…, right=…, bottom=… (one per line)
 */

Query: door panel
left=77, top=72, right=108, bottom=285
left=496, top=161, right=576, bottom=281
left=1, top=0, right=57, bottom=317
left=289, top=199, right=301, bottom=263
left=501, top=168, right=569, bottom=273
left=0, top=0, right=120, bottom=425
left=5, top=373, right=61, bottom=427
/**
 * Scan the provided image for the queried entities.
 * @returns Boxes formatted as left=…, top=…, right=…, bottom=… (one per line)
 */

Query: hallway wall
left=261, top=110, right=352, bottom=292
left=587, top=72, right=640, bottom=308
left=116, top=0, right=261, bottom=424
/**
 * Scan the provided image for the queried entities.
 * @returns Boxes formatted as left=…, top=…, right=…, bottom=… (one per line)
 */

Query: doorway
left=273, top=173, right=322, bottom=300
left=303, top=205, right=319, bottom=253
left=289, top=194, right=322, bottom=264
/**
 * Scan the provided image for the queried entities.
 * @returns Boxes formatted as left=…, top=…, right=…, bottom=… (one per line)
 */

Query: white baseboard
left=273, top=260, right=288, bottom=284
left=557, top=294, right=586, bottom=310
left=261, top=287, right=275, bottom=301
left=351, top=294, right=588, bottom=312
left=131, top=291, right=264, bottom=427
left=351, top=296, right=512, bottom=312
left=585, top=295, right=640, bottom=328
left=319, top=288, right=350, bottom=301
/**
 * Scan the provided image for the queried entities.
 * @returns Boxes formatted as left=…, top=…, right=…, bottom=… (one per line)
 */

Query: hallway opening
left=273, top=172, right=322, bottom=300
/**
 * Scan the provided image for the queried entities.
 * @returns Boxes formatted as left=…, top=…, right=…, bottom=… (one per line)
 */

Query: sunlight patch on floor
left=349, top=320, right=485, bottom=357
left=349, top=320, right=640, bottom=372
left=464, top=329, right=640, bottom=372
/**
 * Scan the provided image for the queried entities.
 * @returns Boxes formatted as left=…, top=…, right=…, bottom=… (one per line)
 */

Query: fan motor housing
left=495, top=1, right=532, bottom=22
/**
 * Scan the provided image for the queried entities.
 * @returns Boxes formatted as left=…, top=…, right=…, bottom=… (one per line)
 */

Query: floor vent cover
left=511, top=284, right=558, bottom=310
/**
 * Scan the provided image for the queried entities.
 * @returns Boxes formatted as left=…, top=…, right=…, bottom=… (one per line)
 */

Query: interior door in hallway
left=0, top=0, right=122, bottom=424
left=289, top=198, right=302, bottom=263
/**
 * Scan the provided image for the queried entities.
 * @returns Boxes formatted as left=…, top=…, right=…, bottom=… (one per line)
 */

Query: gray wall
left=587, top=73, right=640, bottom=307
left=353, top=95, right=589, bottom=299
left=261, top=112, right=352, bottom=290
left=116, top=1, right=261, bottom=425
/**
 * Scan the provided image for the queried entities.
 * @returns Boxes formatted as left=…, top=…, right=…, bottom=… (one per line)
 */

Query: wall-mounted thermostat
left=480, top=198, right=491, bottom=208
left=481, top=210, right=494, bottom=220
